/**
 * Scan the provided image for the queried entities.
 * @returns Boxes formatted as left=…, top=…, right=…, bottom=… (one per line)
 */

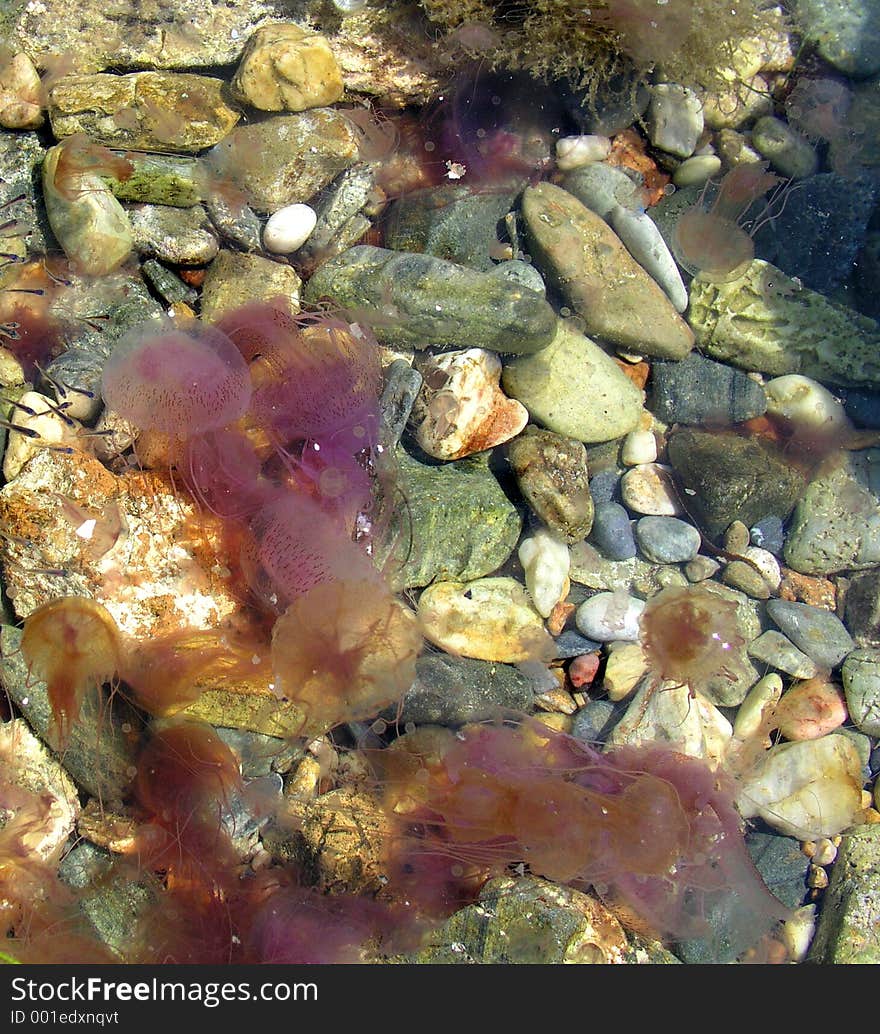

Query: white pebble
left=764, top=374, right=851, bottom=435
left=576, top=590, right=645, bottom=642
left=555, top=134, right=612, bottom=171
left=621, top=428, right=657, bottom=466
left=609, top=204, right=689, bottom=312
left=262, top=203, right=318, bottom=253
left=518, top=527, right=570, bottom=618
left=737, top=735, right=865, bottom=839
left=673, top=154, right=722, bottom=188
left=782, top=905, right=816, bottom=963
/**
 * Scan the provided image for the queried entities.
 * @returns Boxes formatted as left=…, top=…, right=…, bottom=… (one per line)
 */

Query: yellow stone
left=231, top=23, right=344, bottom=112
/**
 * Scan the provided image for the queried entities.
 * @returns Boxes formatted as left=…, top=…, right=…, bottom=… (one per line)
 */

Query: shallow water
left=0, top=0, right=878, bottom=967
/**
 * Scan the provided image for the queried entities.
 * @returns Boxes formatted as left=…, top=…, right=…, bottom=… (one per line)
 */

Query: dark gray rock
left=754, top=173, right=877, bottom=293
left=379, top=359, right=422, bottom=449
left=588, top=468, right=621, bottom=506
left=570, top=699, right=618, bottom=744
left=303, top=245, right=556, bottom=354
left=675, top=831, right=804, bottom=963
left=590, top=501, right=637, bottom=560
left=666, top=427, right=807, bottom=541
left=394, top=652, right=534, bottom=726
left=554, top=629, right=603, bottom=658
left=384, top=180, right=522, bottom=272
left=750, top=515, right=785, bottom=555
left=650, top=352, right=768, bottom=427
left=844, top=386, right=880, bottom=427
left=140, top=258, right=199, bottom=307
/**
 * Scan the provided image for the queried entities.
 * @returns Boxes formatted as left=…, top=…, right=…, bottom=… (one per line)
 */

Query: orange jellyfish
left=20, top=596, right=122, bottom=746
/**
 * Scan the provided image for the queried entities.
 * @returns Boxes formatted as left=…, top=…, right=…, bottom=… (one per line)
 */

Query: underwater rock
left=666, top=427, right=807, bottom=541
left=0, top=448, right=242, bottom=638
left=808, top=824, right=880, bottom=963
left=0, top=626, right=140, bottom=805
left=607, top=682, right=732, bottom=764
left=737, top=734, right=865, bottom=840
left=418, top=576, right=555, bottom=663
left=411, top=349, right=528, bottom=461
left=649, top=352, right=768, bottom=427
left=47, top=72, right=240, bottom=153
left=205, top=110, right=359, bottom=212
left=0, top=718, right=79, bottom=860
left=507, top=425, right=594, bottom=543
left=688, top=259, right=880, bottom=388
left=400, top=875, right=629, bottom=964
left=384, top=180, right=523, bottom=273
left=42, top=142, right=133, bottom=277
left=129, top=204, right=219, bottom=265
left=199, top=250, right=302, bottom=322
left=519, top=527, right=570, bottom=618
left=0, top=51, right=43, bottom=129
left=304, top=244, right=557, bottom=354
left=230, top=24, right=344, bottom=112
left=394, top=652, right=534, bottom=727
left=784, top=450, right=880, bottom=575
left=520, top=182, right=694, bottom=360
left=379, top=449, right=521, bottom=591
left=502, top=320, right=644, bottom=442
left=842, top=648, right=880, bottom=736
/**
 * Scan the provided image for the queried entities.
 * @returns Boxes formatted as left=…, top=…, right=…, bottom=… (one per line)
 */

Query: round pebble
left=748, top=630, right=819, bottom=679
left=575, top=591, right=645, bottom=642
left=685, top=555, right=721, bottom=582
left=673, top=154, right=722, bottom=188
left=721, top=559, right=773, bottom=600
left=766, top=599, right=856, bottom=670
left=619, top=463, right=683, bottom=516
left=262, top=203, right=318, bottom=253
left=634, top=515, right=701, bottom=563
left=621, top=429, right=657, bottom=466
left=764, top=374, right=852, bottom=435
left=555, top=134, right=611, bottom=171
left=590, top=501, right=637, bottom=560
left=724, top=520, right=751, bottom=554
left=568, top=652, right=600, bottom=688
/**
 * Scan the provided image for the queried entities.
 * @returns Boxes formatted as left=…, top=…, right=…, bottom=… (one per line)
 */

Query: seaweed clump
left=419, top=0, right=776, bottom=97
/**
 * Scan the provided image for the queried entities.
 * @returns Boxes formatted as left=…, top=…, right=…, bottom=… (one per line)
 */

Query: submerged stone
left=304, top=245, right=556, bottom=354
left=520, top=182, right=694, bottom=359
left=688, top=259, right=880, bottom=389
left=47, top=72, right=240, bottom=153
